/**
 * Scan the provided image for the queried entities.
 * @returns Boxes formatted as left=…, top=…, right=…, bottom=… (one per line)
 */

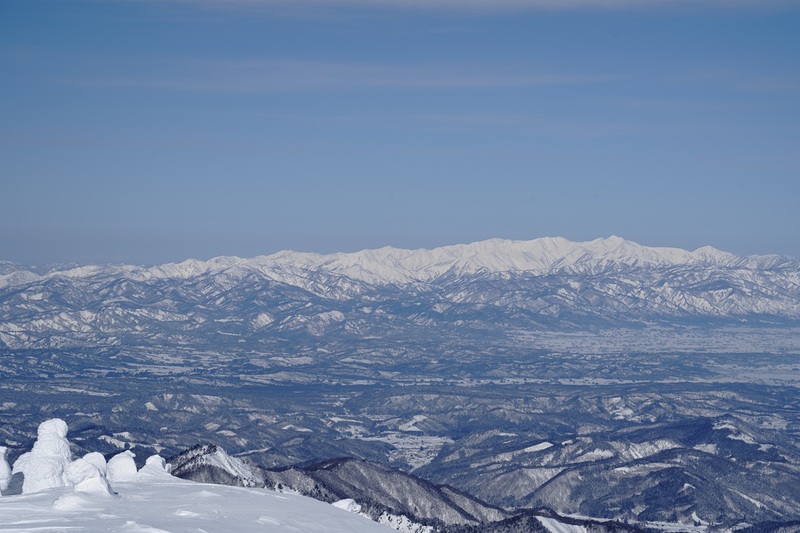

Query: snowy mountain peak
left=691, top=245, right=740, bottom=264
left=3, top=236, right=792, bottom=289
left=237, top=236, right=789, bottom=287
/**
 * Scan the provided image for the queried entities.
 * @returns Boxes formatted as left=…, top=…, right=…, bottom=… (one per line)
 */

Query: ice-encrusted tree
left=4, top=418, right=159, bottom=496
left=12, top=418, right=73, bottom=493
left=0, top=446, right=11, bottom=492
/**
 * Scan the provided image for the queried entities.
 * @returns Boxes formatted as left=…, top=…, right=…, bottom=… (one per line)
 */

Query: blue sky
left=1, top=0, right=799, bottom=265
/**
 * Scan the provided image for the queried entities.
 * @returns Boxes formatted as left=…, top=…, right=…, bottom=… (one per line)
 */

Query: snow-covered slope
left=1, top=236, right=798, bottom=349
left=0, top=469, right=391, bottom=532
left=169, top=444, right=264, bottom=487
left=0, top=419, right=388, bottom=533
left=261, top=456, right=511, bottom=526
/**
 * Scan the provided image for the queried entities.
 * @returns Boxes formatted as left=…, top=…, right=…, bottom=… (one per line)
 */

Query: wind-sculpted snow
left=0, top=467, right=392, bottom=533
left=0, top=447, right=10, bottom=492
left=0, top=419, right=391, bottom=533
left=1, top=237, right=799, bottom=349
left=107, top=450, right=138, bottom=483
left=11, top=419, right=72, bottom=494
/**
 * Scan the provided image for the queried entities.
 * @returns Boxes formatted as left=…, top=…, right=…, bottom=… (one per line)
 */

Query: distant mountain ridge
left=1, top=237, right=799, bottom=349
left=2, top=236, right=795, bottom=287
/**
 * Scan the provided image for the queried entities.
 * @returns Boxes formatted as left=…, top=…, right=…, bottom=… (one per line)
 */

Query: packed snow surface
left=0, top=419, right=388, bottom=532
left=0, top=472, right=391, bottom=532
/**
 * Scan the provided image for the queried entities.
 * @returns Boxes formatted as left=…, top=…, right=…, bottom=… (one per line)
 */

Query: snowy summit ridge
left=0, top=236, right=784, bottom=288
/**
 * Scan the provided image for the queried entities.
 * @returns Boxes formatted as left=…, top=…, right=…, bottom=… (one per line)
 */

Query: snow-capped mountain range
left=2, top=236, right=794, bottom=286
left=1, top=236, right=799, bottom=348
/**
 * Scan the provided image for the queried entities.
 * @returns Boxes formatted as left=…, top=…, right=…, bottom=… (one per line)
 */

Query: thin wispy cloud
left=67, top=58, right=610, bottom=92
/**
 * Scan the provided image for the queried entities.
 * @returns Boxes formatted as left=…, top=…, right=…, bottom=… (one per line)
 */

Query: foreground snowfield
left=0, top=461, right=389, bottom=533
